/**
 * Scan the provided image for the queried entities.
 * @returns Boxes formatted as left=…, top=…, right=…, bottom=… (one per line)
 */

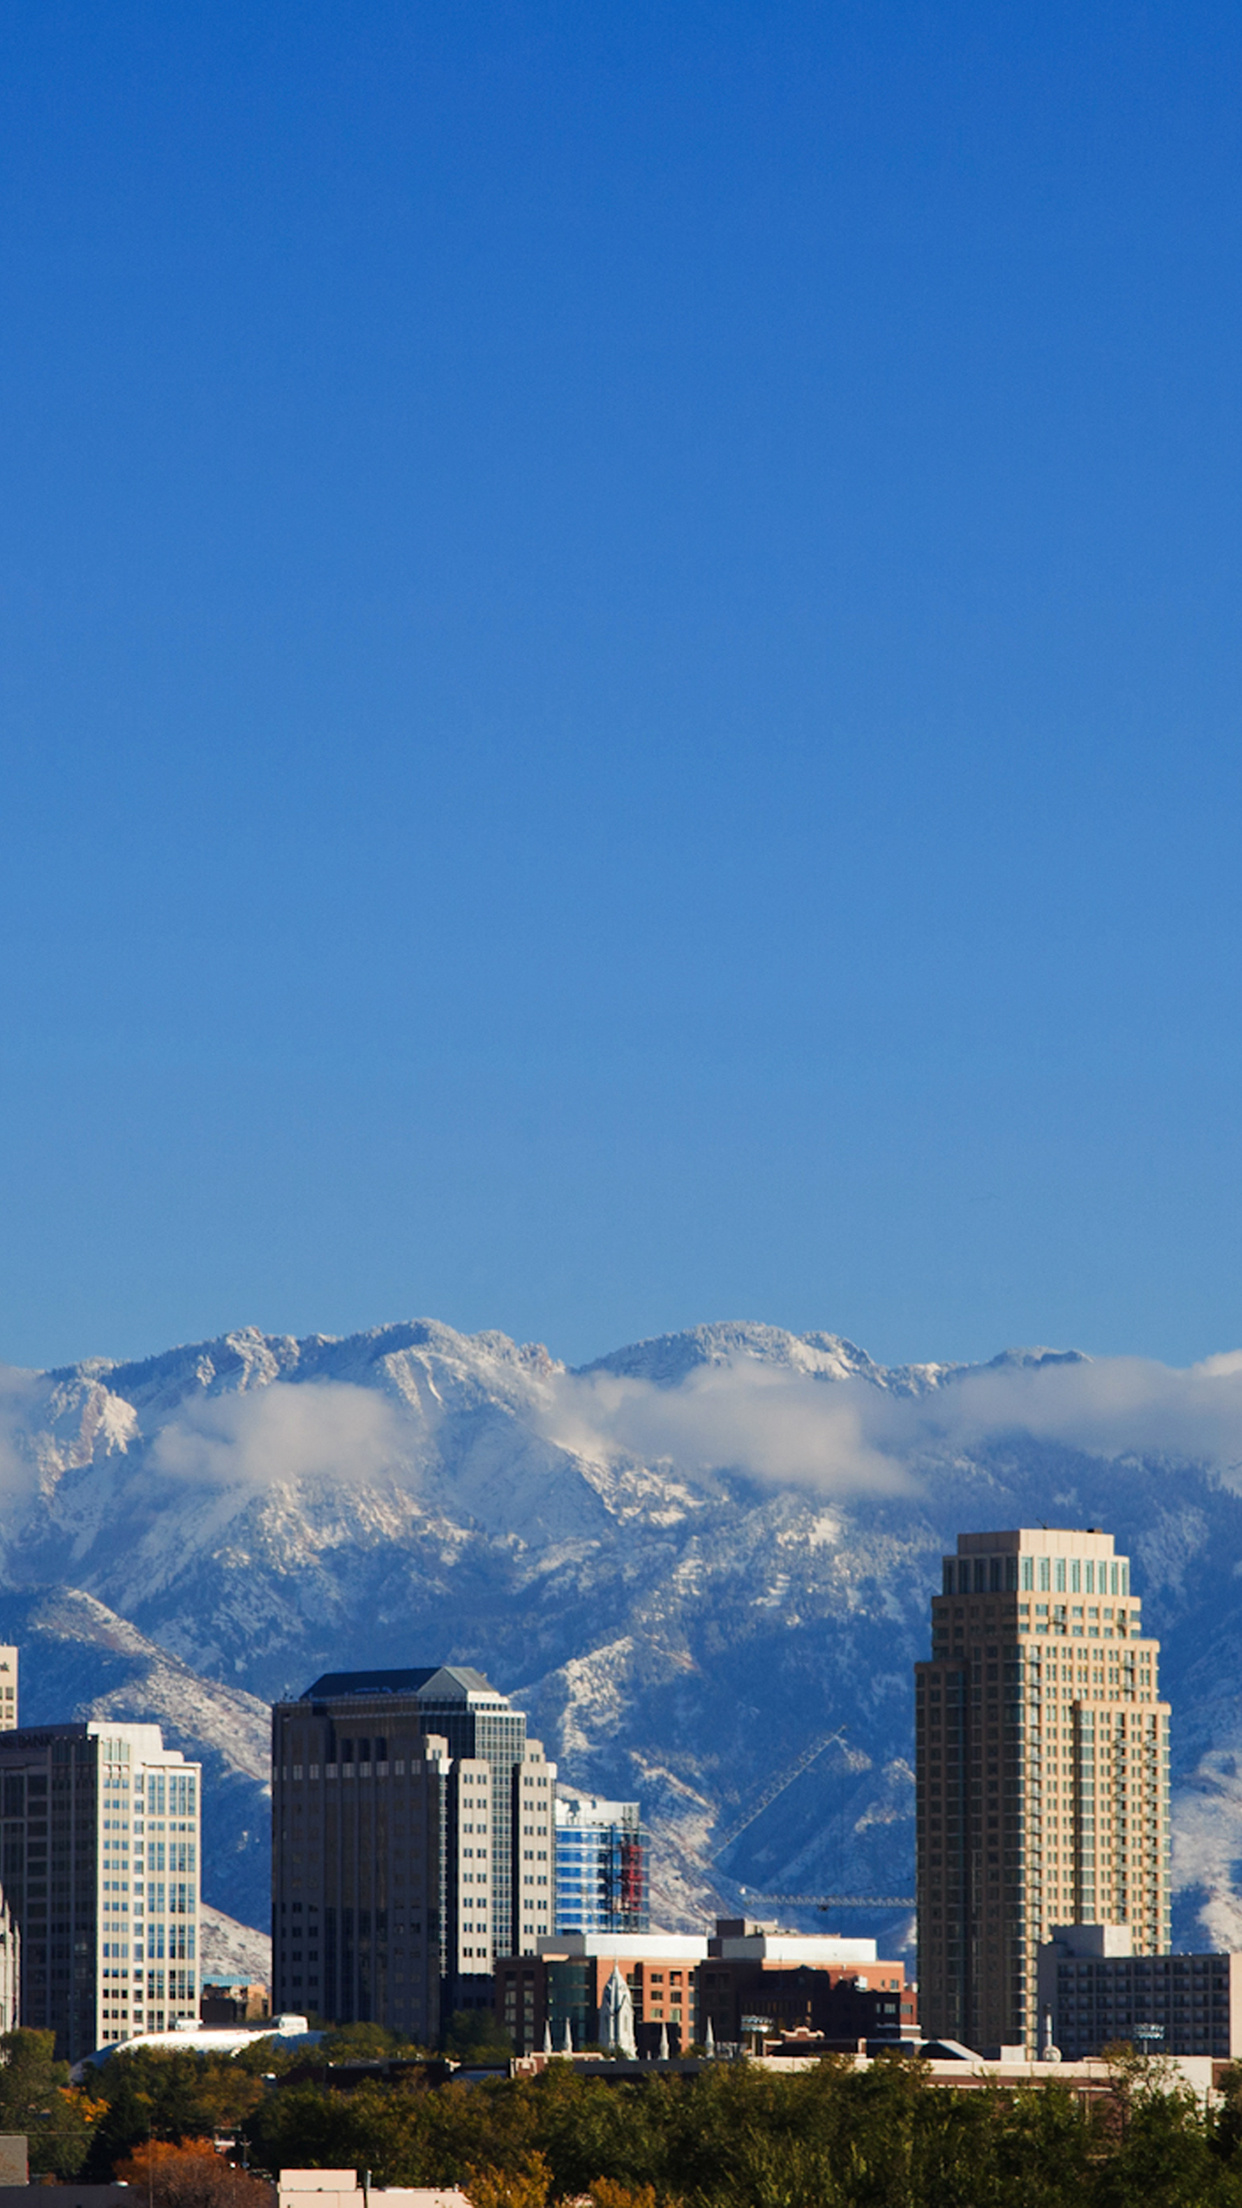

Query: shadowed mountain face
left=0, top=1317, right=1240, bottom=1951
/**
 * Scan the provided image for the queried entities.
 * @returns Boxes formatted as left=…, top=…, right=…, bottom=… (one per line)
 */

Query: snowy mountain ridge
left=1, top=1316, right=1241, bottom=1956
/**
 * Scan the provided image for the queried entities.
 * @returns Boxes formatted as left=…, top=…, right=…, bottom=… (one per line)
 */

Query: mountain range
left=3, top=1316, right=1242, bottom=1968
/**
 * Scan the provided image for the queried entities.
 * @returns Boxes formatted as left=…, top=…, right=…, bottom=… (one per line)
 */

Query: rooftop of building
left=78, top=2014, right=320, bottom=2072
left=0, top=1720, right=187, bottom=1760
left=1040, top=1924, right=1135, bottom=1959
left=708, top=1926, right=880, bottom=1965
left=555, top=1786, right=643, bottom=1827
left=300, top=1664, right=503, bottom=1702
left=956, top=1528, right=1118, bottom=1557
left=1038, top=1927, right=1235, bottom=1969
left=526, top=1921, right=893, bottom=1967
left=534, top=1932, right=710, bottom=1962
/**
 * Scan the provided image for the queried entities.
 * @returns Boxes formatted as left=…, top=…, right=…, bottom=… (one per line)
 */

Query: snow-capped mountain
left=2, top=1316, right=1242, bottom=1957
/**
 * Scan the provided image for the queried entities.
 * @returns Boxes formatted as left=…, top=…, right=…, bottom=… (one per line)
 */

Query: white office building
left=0, top=1720, right=201, bottom=2060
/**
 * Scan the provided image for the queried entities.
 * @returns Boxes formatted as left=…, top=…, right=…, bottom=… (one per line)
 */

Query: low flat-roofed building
left=498, top=1932, right=708, bottom=2053
left=0, top=2189, right=133, bottom=2208
left=201, top=1978, right=270, bottom=2024
left=279, top=2172, right=471, bottom=2208
left=698, top=1918, right=914, bottom=2045
left=752, top=2044, right=1224, bottom=2100
left=1037, top=1923, right=1242, bottom=2060
left=709, top=1919, right=880, bottom=1966
left=79, top=2011, right=319, bottom=2068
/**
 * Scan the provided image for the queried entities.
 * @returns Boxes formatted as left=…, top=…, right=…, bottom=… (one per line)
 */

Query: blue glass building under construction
left=554, top=1788, right=649, bottom=1936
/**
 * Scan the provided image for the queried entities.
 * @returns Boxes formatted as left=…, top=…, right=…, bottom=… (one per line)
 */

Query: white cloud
left=149, top=1380, right=406, bottom=1491
left=542, top=1364, right=916, bottom=1496
left=910, top=1352, right=1242, bottom=1477
left=0, top=1367, right=47, bottom=1509
left=540, top=1346, right=1242, bottom=1498
left=100, top=1340, right=1242, bottom=1509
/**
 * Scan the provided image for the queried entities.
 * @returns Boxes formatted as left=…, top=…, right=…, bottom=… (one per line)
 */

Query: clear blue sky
left=2, top=1, right=1241, bottom=1373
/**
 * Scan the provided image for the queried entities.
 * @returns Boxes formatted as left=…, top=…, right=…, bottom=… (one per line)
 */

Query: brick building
left=697, top=1921, right=914, bottom=2045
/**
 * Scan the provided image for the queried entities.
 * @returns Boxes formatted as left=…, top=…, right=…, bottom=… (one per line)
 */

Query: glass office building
left=554, top=1788, right=648, bottom=1936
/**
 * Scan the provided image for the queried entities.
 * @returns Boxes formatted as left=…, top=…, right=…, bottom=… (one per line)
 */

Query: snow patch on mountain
left=198, top=1907, right=272, bottom=1986
left=1, top=1317, right=1241, bottom=1951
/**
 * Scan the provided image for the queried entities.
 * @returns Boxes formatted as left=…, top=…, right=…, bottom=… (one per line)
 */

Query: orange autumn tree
left=464, top=2152, right=553, bottom=2208
left=114, top=2137, right=274, bottom=2208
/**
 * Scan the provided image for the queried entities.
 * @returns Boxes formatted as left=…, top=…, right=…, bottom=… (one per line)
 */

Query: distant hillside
left=0, top=1316, right=1239, bottom=1954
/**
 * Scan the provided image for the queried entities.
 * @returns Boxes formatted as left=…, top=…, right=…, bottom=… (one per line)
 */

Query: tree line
left=11, top=2024, right=1242, bottom=2207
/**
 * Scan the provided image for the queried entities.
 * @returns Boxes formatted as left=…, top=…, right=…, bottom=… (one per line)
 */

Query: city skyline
left=0, top=1518, right=1203, bottom=2066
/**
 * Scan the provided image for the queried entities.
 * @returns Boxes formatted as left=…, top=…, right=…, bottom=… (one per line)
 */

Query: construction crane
left=710, top=1728, right=848, bottom=1861
left=712, top=1731, right=914, bottom=1909
left=737, top=1888, right=916, bottom=1909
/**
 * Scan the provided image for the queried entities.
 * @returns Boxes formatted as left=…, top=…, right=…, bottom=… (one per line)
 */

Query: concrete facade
left=917, top=1526, right=1171, bottom=2055
left=271, top=1665, right=555, bottom=2034
left=0, top=1720, right=200, bottom=2061
left=1038, top=1922, right=1242, bottom=2059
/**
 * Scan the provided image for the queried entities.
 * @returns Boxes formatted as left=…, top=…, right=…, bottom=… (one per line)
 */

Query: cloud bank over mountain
left=57, top=1333, right=1242, bottom=1512
left=549, top=1342, right=1242, bottom=1496
left=149, top=1379, right=406, bottom=1494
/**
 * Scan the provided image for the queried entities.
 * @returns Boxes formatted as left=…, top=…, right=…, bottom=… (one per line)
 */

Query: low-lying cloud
left=149, top=1380, right=407, bottom=1491
left=540, top=1348, right=1242, bottom=1498
left=0, top=1367, right=53, bottom=1510
left=70, top=1341, right=1242, bottom=1509
left=544, top=1363, right=916, bottom=1495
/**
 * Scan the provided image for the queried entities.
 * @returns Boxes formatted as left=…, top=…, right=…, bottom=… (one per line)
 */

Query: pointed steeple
left=704, top=2015, right=715, bottom=2055
left=658, top=2021, right=669, bottom=2061
left=543, top=2020, right=554, bottom=2056
left=598, top=1963, right=637, bottom=2058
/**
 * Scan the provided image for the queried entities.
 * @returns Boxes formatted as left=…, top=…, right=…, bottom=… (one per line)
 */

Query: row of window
left=943, top=1558, right=1131, bottom=1596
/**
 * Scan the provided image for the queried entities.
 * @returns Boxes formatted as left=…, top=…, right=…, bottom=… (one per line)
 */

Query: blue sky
left=2, top=1, right=1242, bottom=1372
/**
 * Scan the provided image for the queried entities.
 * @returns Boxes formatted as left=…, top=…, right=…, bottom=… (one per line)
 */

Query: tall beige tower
left=916, top=1528, right=1170, bottom=2055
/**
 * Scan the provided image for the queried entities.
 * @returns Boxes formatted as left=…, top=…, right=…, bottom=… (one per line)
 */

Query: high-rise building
left=554, top=1788, right=648, bottom=1936
left=270, top=1664, right=556, bottom=2036
left=916, top=1527, right=1171, bottom=2056
left=0, top=1720, right=201, bottom=2061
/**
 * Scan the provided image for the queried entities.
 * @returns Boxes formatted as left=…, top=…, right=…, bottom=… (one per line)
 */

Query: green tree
left=83, top=2048, right=270, bottom=2179
left=0, top=2027, right=104, bottom=2178
left=319, top=2024, right=421, bottom=2063
left=444, top=2011, right=514, bottom=2062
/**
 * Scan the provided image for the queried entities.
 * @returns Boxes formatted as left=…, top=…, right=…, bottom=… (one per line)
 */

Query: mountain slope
left=0, top=1317, right=1238, bottom=1951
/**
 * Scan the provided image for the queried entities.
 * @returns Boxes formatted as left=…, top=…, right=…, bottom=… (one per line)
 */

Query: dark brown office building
left=271, top=1664, right=555, bottom=2038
